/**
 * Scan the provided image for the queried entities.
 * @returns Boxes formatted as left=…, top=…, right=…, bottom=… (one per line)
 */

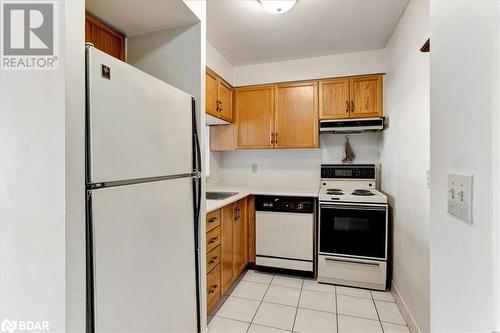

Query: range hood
left=320, top=117, right=385, bottom=134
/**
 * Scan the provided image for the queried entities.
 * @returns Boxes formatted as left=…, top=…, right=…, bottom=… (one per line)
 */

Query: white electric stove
left=317, top=164, right=389, bottom=291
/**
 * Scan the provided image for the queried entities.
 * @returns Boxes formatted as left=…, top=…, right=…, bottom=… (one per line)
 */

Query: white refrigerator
left=85, top=46, right=201, bottom=333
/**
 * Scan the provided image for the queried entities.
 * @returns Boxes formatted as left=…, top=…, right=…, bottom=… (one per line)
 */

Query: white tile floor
left=208, top=270, right=410, bottom=333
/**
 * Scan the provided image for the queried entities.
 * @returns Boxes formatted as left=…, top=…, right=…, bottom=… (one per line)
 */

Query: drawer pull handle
left=208, top=217, right=217, bottom=223
left=208, top=237, right=218, bottom=244
left=209, top=256, right=218, bottom=264
left=325, top=257, right=380, bottom=267
left=208, top=284, right=218, bottom=294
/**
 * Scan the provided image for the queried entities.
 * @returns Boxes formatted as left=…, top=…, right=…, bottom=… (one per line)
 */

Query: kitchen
left=0, top=1, right=499, bottom=333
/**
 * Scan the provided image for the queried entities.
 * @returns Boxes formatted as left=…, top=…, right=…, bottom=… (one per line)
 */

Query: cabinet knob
left=346, top=100, right=349, bottom=113
left=208, top=284, right=218, bottom=294
left=208, top=237, right=218, bottom=244
left=208, top=217, right=217, bottom=223
left=209, top=256, right=218, bottom=264
left=351, top=100, right=354, bottom=113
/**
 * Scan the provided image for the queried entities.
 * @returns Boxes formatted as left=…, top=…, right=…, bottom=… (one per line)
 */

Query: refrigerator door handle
left=191, top=97, right=202, bottom=333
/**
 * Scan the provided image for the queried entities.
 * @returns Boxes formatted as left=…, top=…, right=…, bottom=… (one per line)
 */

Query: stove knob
left=297, top=203, right=304, bottom=210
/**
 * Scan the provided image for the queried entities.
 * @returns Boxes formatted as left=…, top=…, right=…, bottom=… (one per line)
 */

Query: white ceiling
left=208, top=0, right=409, bottom=66
left=86, top=0, right=199, bottom=36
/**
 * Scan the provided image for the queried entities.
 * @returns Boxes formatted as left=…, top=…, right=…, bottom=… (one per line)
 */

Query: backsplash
left=209, top=133, right=380, bottom=187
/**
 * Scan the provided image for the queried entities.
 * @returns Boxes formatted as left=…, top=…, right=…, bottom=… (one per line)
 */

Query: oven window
left=319, top=205, right=387, bottom=259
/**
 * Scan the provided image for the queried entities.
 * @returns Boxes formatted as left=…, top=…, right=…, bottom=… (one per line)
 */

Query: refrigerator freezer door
left=90, top=178, right=197, bottom=332
left=87, top=47, right=193, bottom=183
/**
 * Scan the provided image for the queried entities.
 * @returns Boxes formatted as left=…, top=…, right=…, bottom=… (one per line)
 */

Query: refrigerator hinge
left=87, top=191, right=92, bottom=199
left=193, top=170, right=201, bottom=179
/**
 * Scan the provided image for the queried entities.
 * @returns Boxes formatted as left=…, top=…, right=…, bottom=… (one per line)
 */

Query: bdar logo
left=1, top=319, right=17, bottom=333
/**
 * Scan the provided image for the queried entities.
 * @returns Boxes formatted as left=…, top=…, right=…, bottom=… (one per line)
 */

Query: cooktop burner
left=352, top=189, right=375, bottom=196
left=326, top=188, right=344, bottom=195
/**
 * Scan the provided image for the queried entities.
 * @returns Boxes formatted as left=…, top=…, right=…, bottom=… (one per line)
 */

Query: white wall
left=430, top=1, right=500, bottom=332
left=218, top=134, right=380, bottom=187
left=207, top=42, right=234, bottom=84
left=0, top=2, right=76, bottom=331
left=378, top=1, right=430, bottom=332
left=233, top=48, right=386, bottom=86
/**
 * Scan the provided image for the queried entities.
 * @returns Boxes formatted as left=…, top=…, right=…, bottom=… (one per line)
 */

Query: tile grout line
left=245, top=272, right=275, bottom=333
left=335, top=286, right=339, bottom=333
left=371, top=292, right=385, bottom=333
left=290, top=279, right=303, bottom=332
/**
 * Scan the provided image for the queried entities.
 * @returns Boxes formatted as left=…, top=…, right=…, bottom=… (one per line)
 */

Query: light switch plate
left=447, top=174, right=473, bottom=222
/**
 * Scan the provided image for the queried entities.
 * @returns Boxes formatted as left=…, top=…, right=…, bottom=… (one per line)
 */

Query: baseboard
left=391, top=281, right=422, bottom=333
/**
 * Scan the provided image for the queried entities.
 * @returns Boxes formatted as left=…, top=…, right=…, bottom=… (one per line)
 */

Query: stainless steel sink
left=206, top=191, right=239, bottom=200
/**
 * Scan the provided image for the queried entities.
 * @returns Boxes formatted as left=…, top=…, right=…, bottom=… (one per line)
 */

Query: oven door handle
left=324, top=257, right=381, bottom=267
left=320, top=204, right=387, bottom=211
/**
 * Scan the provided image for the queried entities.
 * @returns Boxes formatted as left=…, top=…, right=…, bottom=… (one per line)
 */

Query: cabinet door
left=236, top=86, right=275, bottom=149
left=220, top=204, right=235, bottom=294
left=218, top=79, right=234, bottom=122
left=85, top=14, right=125, bottom=61
left=206, top=69, right=219, bottom=118
left=247, top=196, right=256, bottom=264
left=233, top=198, right=247, bottom=275
left=206, top=264, right=221, bottom=312
left=349, top=75, right=383, bottom=118
left=274, top=82, right=319, bottom=148
left=319, top=78, right=350, bottom=119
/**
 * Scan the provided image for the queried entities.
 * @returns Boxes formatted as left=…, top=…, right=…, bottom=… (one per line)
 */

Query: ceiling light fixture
left=258, top=0, right=296, bottom=14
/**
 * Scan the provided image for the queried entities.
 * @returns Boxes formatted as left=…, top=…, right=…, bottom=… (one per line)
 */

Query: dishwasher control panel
left=255, top=196, right=315, bottom=214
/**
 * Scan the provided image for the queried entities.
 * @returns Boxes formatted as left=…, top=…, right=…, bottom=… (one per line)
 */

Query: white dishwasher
left=255, top=196, right=315, bottom=275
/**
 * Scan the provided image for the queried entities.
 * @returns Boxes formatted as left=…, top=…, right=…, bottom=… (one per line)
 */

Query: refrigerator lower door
left=86, top=47, right=193, bottom=183
left=89, top=178, right=197, bottom=332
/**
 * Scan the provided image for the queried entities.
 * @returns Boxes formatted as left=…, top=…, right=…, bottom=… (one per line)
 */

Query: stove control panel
left=321, top=164, right=376, bottom=180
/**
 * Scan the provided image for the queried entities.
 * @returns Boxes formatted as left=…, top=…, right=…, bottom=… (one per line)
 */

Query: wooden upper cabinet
left=350, top=75, right=383, bottom=118
left=218, top=79, right=233, bottom=122
left=205, top=68, right=234, bottom=122
left=85, top=14, right=125, bottom=61
left=206, top=69, right=219, bottom=118
left=236, top=86, right=275, bottom=149
left=233, top=198, right=247, bottom=276
left=274, top=82, right=319, bottom=148
left=319, top=78, right=350, bottom=120
left=319, top=75, right=383, bottom=120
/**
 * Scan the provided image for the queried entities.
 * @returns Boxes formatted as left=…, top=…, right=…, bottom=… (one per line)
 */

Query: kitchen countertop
left=205, top=184, right=319, bottom=213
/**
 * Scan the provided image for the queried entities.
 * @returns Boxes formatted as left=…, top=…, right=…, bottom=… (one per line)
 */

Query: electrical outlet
left=426, top=170, right=431, bottom=189
left=447, top=174, right=473, bottom=222
left=252, top=164, right=258, bottom=173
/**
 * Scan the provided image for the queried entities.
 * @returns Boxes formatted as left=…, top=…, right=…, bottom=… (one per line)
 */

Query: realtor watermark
left=0, top=1, right=59, bottom=70
left=1, top=319, right=49, bottom=333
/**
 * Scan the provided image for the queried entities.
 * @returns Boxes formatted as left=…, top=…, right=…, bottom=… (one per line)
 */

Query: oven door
left=319, top=203, right=387, bottom=260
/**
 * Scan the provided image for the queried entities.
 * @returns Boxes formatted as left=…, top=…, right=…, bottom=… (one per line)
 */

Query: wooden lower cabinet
left=206, top=264, right=221, bottom=311
left=233, top=198, right=247, bottom=275
left=206, top=226, right=221, bottom=253
left=206, top=198, right=250, bottom=312
left=247, top=196, right=256, bottom=264
left=220, top=204, right=235, bottom=294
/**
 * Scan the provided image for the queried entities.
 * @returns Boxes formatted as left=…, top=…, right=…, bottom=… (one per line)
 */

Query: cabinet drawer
left=206, top=226, right=221, bottom=253
left=207, top=264, right=221, bottom=312
left=206, top=210, right=221, bottom=232
left=206, top=246, right=221, bottom=273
